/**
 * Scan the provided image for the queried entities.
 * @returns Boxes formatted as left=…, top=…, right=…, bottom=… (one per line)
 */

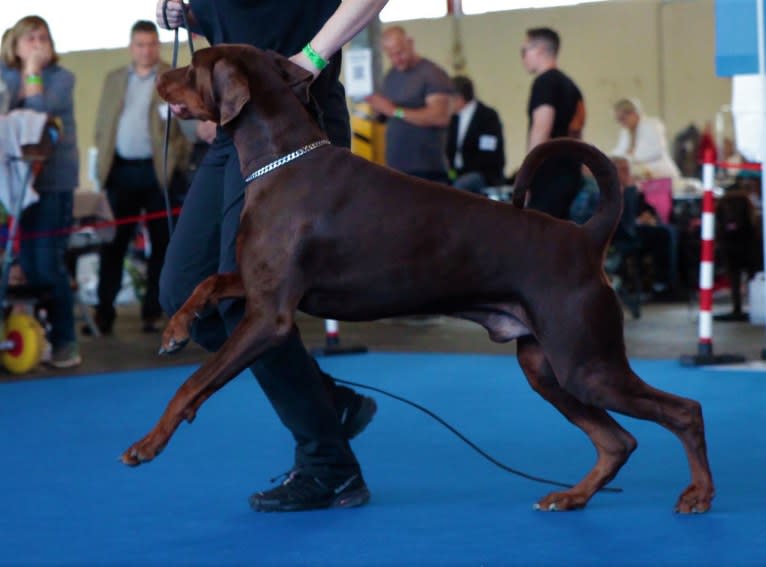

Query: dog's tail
left=511, top=138, right=622, bottom=251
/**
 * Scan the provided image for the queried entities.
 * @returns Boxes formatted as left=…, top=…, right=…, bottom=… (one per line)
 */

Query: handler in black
left=157, top=0, right=389, bottom=512
left=520, top=27, right=585, bottom=219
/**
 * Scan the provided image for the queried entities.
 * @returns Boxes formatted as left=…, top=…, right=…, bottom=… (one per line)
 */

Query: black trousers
left=97, top=156, right=170, bottom=324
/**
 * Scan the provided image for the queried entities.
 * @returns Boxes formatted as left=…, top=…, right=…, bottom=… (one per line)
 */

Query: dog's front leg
left=121, top=305, right=293, bottom=466
left=161, top=273, right=244, bottom=354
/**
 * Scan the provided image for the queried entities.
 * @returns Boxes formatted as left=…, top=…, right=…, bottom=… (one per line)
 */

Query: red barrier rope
left=1, top=207, right=182, bottom=242
left=712, top=160, right=762, bottom=171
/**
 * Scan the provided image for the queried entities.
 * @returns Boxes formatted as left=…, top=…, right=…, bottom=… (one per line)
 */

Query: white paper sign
left=344, top=48, right=374, bottom=99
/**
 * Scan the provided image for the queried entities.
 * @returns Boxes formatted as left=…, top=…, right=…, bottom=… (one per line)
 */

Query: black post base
left=311, top=343, right=368, bottom=357
left=680, top=352, right=746, bottom=367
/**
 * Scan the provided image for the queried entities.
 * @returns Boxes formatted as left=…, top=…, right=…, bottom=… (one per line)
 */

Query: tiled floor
left=3, top=294, right=765, bottom=381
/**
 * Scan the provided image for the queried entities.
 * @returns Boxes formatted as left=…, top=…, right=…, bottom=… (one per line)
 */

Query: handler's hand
left=288, top=52, right=321, bottom=80
left=156, top=0, right=185, bottom=29
left=196, top=120, right=217, bottom=144
left=365, top=93, right=396, bottom=118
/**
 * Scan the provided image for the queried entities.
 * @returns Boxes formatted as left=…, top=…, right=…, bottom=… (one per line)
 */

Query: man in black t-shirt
left=521, top=27, right=585, bottom=219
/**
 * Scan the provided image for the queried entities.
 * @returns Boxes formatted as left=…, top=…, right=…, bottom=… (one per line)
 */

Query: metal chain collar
left=244, top=139, right=331, bottom=183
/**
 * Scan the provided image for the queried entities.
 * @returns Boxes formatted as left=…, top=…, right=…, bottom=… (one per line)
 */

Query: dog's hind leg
left=122, top=302, right=294, bottom=466
left=516, top=336, right=638, bottom=511
left=161, top=273, right=245, bottom=354
left=562, top=359, right=714, bottom=513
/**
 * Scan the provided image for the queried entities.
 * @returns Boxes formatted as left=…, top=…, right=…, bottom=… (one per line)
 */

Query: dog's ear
left=211, top=58, right=251, bottom=126
left=266, top=50, right=314, bottom=105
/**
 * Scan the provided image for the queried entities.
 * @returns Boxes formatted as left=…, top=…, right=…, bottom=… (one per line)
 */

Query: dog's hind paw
left=534, top=491, right=588, bottom=512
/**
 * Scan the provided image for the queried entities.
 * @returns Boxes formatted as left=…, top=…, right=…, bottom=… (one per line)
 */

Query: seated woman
left=612, top=156, right=680, bottom=301
left=611, top=98, right=682, bottom=202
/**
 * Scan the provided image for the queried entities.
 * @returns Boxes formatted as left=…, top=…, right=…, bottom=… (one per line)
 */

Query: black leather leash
left=335, top=377, right=622, bottom=494
left=162, top=0, right=195, bottom=236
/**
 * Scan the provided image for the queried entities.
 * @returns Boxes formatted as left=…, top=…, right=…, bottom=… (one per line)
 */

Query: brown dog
left=121, top=44, right=714, bottom=514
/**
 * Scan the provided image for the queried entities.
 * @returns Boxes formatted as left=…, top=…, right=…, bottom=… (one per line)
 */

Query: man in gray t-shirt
left=366, top=26, right=453, bottom=183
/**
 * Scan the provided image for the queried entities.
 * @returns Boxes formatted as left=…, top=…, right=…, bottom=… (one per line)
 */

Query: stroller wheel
left=2, top=312, right=45, bottom=374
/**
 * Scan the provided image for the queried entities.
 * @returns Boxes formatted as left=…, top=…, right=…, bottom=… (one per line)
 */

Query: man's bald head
left=381, top=26, right=418, bottom=71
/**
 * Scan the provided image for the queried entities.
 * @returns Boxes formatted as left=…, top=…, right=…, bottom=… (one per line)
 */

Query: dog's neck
left=228, top=94, right=327, bottom=182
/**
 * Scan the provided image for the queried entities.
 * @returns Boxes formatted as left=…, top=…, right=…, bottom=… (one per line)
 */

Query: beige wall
left=57, top=0, right=727, bottom=187
left=395, top=0, right=729, bottom=172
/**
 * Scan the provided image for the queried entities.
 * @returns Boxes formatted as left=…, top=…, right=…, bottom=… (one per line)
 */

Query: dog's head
left=156, top=44, right=314, bottom=126
left=716, top=190, right=756, bottom=240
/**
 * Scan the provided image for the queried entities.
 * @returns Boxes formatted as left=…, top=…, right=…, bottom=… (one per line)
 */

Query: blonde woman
left=611, top=98, right=681, bottom=184
left=0, top=15, right=81, bottom=368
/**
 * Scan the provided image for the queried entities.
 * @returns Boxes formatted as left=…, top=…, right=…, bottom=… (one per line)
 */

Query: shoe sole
left=46, top=355, right=82, bottom=369
left=331, top=486, right=371, bottom=509
left=249, top=486, right=371, bottom=513
left=345, top=397, right=377, bottom=440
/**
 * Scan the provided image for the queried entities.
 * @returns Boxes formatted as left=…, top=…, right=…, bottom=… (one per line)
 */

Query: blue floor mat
left=0, top=354, right=763, bottom=566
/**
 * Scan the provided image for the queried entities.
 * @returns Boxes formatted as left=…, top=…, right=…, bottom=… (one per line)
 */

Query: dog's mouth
left=168, top=103, right=194, bottom=119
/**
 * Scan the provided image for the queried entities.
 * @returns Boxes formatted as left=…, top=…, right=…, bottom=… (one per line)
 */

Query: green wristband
left=393, top=107, right=405, bottom=119
left=25, top=74, right=43, bottom=86
left=302, top=43, right=328, bottom=71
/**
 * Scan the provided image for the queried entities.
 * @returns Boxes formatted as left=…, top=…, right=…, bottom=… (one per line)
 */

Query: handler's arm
left=527, top=104, right=555, bottom=152
left=365, top=92, right=452, bottom=127
left=290, top=0, right=390, bottom=77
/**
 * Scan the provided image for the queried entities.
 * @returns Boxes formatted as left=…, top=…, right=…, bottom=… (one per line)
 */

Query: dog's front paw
left=534, top=491, right=588, bottom=512
left=159, top=316, right=191, bottom=355
left=674, top=483, right=714, bottom=514
left=120, top=431, right=168, bottom=467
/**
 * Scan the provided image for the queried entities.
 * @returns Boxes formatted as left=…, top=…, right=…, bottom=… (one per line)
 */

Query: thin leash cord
left=334, top=377, right=622, bottom=494
left=162, top=0, right=195, bottom=236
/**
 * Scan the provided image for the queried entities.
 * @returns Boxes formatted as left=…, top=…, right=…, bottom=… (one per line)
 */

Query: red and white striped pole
left=696, top=148, right=717, bottom=358
left=324, top=319, right=340, bottom=346
left=312, top=318, right=368, bottom=357
left=681, top=148, right=745, bottom=366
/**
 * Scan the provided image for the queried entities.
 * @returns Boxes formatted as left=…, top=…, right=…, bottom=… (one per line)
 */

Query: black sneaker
left=339, top=394, right=377, bottom=440
left=249, top=468, right=370, bottom=512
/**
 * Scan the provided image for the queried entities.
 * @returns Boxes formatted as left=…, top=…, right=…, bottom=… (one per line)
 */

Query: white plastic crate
left=748, top=272, right=766, bottom=325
